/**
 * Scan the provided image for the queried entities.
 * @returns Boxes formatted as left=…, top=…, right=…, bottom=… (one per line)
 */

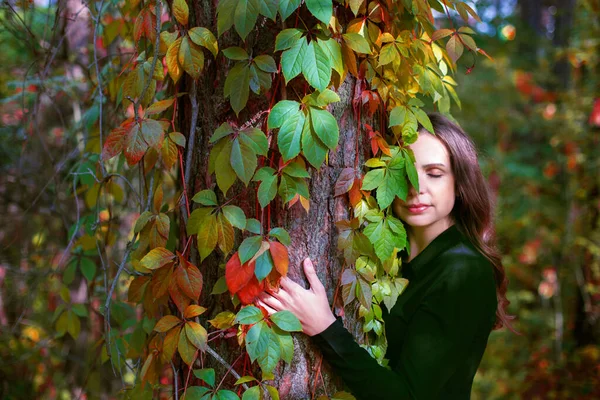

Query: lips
left=405, top=204, right=430, bottom=213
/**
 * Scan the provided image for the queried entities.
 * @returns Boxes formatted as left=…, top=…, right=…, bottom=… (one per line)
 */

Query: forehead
left=409, top=133, right=450, bottom=166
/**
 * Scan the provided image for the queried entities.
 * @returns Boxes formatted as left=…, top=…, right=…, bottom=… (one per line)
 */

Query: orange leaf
left=140, top=247, right=174, bottom=270
left=341, top=42, right=359, bottom=77
left=102, top=126, right=126, bottom=160
left=225, top=253, right=255, bottom=294
left=154, top=315, right=182, bottom=332
left=185, top=321, right=208, bottom=351
left=348, top=179, right=363, bottom=206
left=237, top=276, right=265, bottom=305
left=166, top=37, right=183, bottom=83
left=184, top=305, right=207, bottom=319
left=161, top=325, right=180, bottom=363
left=268, top=241, right=289, bottom=276
left=151, top=264, right=173, bottom=298
left=169, top=278, right=191, bottom=313
left=175, top=253, right=203, bottom=300
left=128, top=275, right=150, bottom=303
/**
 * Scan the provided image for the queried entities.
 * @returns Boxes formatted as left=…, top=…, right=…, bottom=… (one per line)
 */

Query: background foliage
left=1, top=0, right=599, bottom=399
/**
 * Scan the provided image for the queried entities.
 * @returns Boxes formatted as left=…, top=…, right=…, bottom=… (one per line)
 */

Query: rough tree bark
left=172, top=2, right=373, bottom=398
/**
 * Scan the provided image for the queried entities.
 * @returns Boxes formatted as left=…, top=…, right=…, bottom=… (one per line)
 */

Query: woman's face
left=393, top=133, right=455, bottom=231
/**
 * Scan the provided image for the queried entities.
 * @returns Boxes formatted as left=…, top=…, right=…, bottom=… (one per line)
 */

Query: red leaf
left=175, top=252, right=203, bottom=300
left=103, top=127, right=126, bottom=160
left=237, top=276, right=265, bottom=305
left=348, top=179, right=363, bottom=207
left=225, top=253, right=255, bottom=294
left=268, top=241, right=289, bottom=276
left=169, top=278, right=191, bottom=313
left=335, top=168, right=356, bottom=196
left=151, top=265, right=173, bottom=298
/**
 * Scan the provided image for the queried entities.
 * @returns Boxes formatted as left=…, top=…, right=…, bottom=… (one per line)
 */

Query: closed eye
left=427, top=173, right=442, bottom=178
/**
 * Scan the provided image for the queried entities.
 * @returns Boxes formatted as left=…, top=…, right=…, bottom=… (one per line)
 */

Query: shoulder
left=430, top=239, right=496, bottom=298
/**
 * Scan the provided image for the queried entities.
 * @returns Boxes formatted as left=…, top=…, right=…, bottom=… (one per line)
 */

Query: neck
left=407, top=219, right=455, bottom=262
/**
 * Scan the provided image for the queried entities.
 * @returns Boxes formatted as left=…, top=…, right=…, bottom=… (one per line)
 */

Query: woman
left=256, top=113, right=516, bottom=399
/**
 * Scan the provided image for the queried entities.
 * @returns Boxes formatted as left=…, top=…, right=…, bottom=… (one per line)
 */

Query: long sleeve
left=311, top=253, right=497, bottom=400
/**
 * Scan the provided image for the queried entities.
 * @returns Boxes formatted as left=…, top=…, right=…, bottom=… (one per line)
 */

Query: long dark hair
left=419, top=113, right=518, bottom=333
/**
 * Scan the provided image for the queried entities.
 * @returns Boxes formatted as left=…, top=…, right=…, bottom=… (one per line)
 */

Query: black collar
left=400, top=224, right=462, bottom=278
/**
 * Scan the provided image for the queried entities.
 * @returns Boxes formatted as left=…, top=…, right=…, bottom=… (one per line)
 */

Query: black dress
left=311, top=224, right=498, bottom=400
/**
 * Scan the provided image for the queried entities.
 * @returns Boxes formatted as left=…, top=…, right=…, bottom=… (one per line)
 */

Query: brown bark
left=174, top=3, right=373, bottom=397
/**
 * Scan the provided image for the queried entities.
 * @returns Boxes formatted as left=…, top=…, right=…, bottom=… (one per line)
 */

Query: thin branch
left=93, top=0, right=107, bottom=175
left=184, top=81, right=199, bottom=202
left=206, top=348, right=249, bottom=390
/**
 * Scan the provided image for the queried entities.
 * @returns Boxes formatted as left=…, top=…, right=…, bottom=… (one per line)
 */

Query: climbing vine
left=53, top=0, right=486, bottom=398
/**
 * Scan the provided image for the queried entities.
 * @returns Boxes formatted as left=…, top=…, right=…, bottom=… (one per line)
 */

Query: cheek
left=392, top=197, right=405, bottom=218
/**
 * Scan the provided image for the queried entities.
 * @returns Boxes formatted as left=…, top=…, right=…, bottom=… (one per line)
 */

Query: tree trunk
left=176, top=2, right=371, bottom=398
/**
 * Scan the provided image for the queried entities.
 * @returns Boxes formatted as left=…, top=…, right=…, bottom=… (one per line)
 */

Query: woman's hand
left=255, top=257, right=337, bottom=337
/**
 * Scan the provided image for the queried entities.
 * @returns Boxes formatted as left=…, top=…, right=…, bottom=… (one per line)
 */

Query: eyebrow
left=422, top=163, right=446, bottom=168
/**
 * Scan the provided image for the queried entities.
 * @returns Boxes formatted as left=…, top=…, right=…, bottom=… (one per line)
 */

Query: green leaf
left=376, top=167, right=407, bottom=209
left=318, top=38, right=344, bottom=78
left=239, top=235, right=263, bottom=264
left=316, top=89, right=341, bottom=105
left=192, top=189, right=218, bottom=206
left=305, top=0, right=332, bottom=24
left=268, top=100, right=301, bottom=130
left=301, top=117, right=328, bottom=169
left=188, top=27, right=219, bottom=57
left=234, top=0, right=259, bottom=40
left=235, top=305, right=264, bottom=324
left=182, top=386, right=211, bottom=400
left=343, top=33, right=371, bottom=54
left=222, top=205, right=247, bottom=229
left=80, top=257, right=96, bottom=281
left=254, top=249, right=274, bottom=282
left=245, top=218, right=262, bottom=234
left=277, top=109, right=305, bottom=161
left=230, top=137, right=257, bottom=186
left=282, top=162, right=310, bottom=178
left=253, top=55, right=277, bottom=73
left=235, top=376, right=258, bottom=385
left=242, top=386, right=260, bottom=400
left=268, top=227, right=291, bottom=246
left=257, top=0, right=278, bottom=20
left=134, top=211, right=153, bottom=233
left=211, top=276, right=229, bottom=294
left=270, top=310, right=302, bottom=332
left=240, top=128, right=268, bottom=156
left=185, top=321, right=208, bottom=351
left=275, top=29, right=304, bottom=51
left=253, top=166, right=277, bottom=182
left=309, top=107, right=339, bottom=150
left=257, top=173, right=278, bottom=208
left=223, top=46, right=249, bottom=60
left=258, top=329, right=281, bottom=373
left=402, top=149, right=419, bottom=192
left=278, top=0, right=301, bottom=21
left=378, top=43, right=399, bottom=67
left=224, top=63, right=251, bottom=115
left=411, top=107, right=434, bottom=134
left=193, top=368, right=216, bottom=387
left=281, top=36, right=305, bottom=83
left=214, top=141, right=237, bottom=196
left=301, top=40, right=331, bottom=92
left=178, top=36, right=205, bottom=79
left=361, top=168, right=385, bottom=191
left=272, top=325, right=293, bottom=363
left=245, top=320, right=269, bottom=362
left=278, top=174, right=297, bottom=203
left=187, top=207, right=213, bottom=236
left=211, top=122, right=235, bottom=143
left=198, top=213, right=219, bottom=261
left=169, top=132, right=186, bottom=147
left=217, top=390, right=240, bottom=400
left=265, top=385, right=280, bottom=400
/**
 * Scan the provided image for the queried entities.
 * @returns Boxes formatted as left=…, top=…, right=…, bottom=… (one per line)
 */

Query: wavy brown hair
left=418, top=113, right=518, bottom=333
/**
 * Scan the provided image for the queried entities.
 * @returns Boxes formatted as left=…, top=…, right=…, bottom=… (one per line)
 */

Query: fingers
left=256, top=299, right=277, bottom=315
left=256, top=294, right=283, bottom=313
left=303, top=257, right=325, bottom=294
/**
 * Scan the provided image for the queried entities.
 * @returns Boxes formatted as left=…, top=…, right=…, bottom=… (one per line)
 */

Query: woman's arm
left=257, top=256, right=497, bottom=400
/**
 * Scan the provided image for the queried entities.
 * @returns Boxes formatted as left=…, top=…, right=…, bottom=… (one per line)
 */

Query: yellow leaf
left=166, top=37, right=183, bottom=83
left=154, top=315, right=182, bottom=332
left=185, top=321, right=208, bottom=351
left=178, top=36, right=205, bottom=80
left=161, top=326, right=181, bottom=363
left=208, top=311, right=236, bottom=329
left=178, top=328, right=197, bottom=365
left=184, top=305, right=207, bottom=319
left=161, top=136, right=178, bottom=170
left=173, top=0, right=189, bottom=26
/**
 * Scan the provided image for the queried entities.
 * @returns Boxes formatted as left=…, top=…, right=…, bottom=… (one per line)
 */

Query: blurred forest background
left=1, top=0, right=599, bottom=399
